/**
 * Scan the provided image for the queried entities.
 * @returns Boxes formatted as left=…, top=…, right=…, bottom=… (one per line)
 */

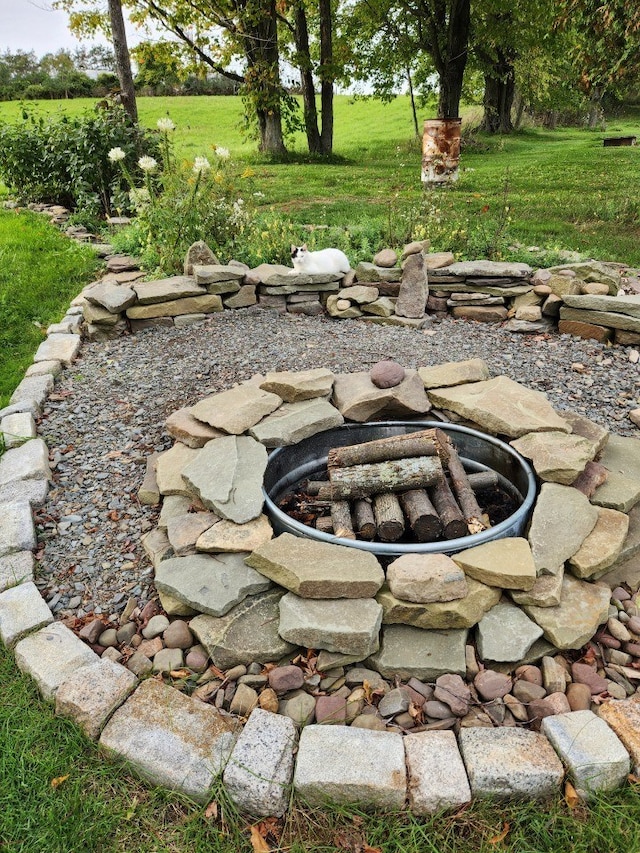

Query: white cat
left=289, top=244, right=351, bottom=276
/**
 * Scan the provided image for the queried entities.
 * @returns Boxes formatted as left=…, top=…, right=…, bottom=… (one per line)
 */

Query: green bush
left=0, top=105, right=159, bottom=216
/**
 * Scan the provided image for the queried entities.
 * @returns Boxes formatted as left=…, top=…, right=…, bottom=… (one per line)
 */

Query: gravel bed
left=36, top=309, right=640, bottom=618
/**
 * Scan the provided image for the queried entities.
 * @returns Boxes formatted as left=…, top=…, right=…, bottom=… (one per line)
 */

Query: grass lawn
left=1, top=96, right=639, bottom=264
left=3, top=642, right=640, bottom=853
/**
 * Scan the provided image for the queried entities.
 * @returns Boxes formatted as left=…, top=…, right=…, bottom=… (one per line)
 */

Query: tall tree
left=107, top=0, right=138, bottom=121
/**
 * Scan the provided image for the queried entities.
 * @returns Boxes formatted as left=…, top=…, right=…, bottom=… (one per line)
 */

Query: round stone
left=142, top=614, right=170, bottom=639
left=268, top=664, right=305, bottom=694
left=474, top=669, right=512, bottom=701
left=185, top=649, right=209, bottom=672
left=163, top=619, right=194, bottom=649
left=98, top=628, right=118, bottom=647
left=373, top=248, right=398, bottom=268
left=369, top=360, right=405, bottom=389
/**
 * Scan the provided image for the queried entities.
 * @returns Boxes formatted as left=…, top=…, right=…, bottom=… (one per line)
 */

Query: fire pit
left=263, top=421, right=537, bottom=557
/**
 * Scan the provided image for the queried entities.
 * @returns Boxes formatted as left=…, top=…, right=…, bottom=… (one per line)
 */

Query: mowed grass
left=1, top=96, right=639, bottom=263
left=3, top=642, right=640, bottom=853
left=0, top=210, right=99, bottom=406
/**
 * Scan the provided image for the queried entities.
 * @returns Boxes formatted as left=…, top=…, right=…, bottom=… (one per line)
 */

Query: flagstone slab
left=33, top=333, right=81, bottom=365
left=418, top=358, right=490, bottom=389
left=332, top=369, right=431, bottom=422
left=99, top=679, right=239, bottom=803
left=427, top=376, right=570, bottom=438
left=155, top=442, right=200, bottom=497
left=133, top=276, right=206, bottom=304
left=154, top=553, right=271, bottom=617
left=432, top=260, right=533, bottom=278
left=386, top=553, right=467, bottom=603
left=14, top=621, right=98, bottom=700
left=510, top=571, right=564, bottom=608
left=354, top=262, right=402, bottom=283
left=559, top=307, right=640, bottom=332
left=166, top=511, right=219, bottom=556
left=278, top=593, right=382, bottom=657
left=510, top=431, right=596, bottom=484
left=367, top=624, right=468, bottom=680
left=458, top=728, right=564, bottom=799
left=528, top=484, right=599, bottom=576
left=55, top=658, right=137, bottom=740
left=164, top=408, right=224, bottom=448
left=404, top=731, right=471, bottom=814
left=547, top=261, right=621, bottom=292
left=568, top=507, right=630, bottom=579
left=0, top=500, right=36, bottom=558
left=560, top=411, right=609, bottom=455
left=522, top=574, right=610, bottom=650
left=126, top=294, right=223, bottom=319
left=245, top=533, right=385, bottom=599
left=591, top=434, right=640, bottom=512
left=189, top=590, right=297, bottom=669
left=541, top=711, right=629, bottom=798
left=563, top=293, right=640, bottom=318
left=0, top=580, right=53, bottom=647
left=259, top=368, right=335, bottom=402
left=223, top=709, right=298, bottom=818
left=294, top=725, right=406, bottom=809
left=452, top=538, right=536, bottom=591
left=598, top=695, right=640, bottom=774
left=190, top=385, right=282, bottom=434
left=0, top=551, right=34, bottom=593
left=476, top=601, right=544, bottom=662
left=377, top=578, right=500, bottom=629
left=182, top=435, right=268, bottom=523
left=249, top=398, right=344, bottom=447
left=196, top=514, right=273, bottom=553
left=85, top=281, right=137, bottom=312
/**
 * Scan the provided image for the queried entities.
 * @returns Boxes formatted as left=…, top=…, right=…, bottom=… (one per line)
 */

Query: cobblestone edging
left=3, top=285, right=640, bottom=816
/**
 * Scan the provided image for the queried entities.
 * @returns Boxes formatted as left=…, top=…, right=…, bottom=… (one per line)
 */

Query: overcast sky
left=0, top=0, right=146, bottom=56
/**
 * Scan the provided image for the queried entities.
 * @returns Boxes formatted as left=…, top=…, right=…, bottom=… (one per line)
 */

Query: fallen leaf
left=249, top=824, right=271, bottom=853
left=565, top=780, right=580, bottom=809
left=204, top=800, right=218, bottom=820
left=51, top=774, right=70, bottom=789
left=169, top=669, right=193, bottom=679
left=629, top=773, right=640, bottom=785
left=363, top=846, right=382, bottom=853
left=488, top=822, right=510, bottom=844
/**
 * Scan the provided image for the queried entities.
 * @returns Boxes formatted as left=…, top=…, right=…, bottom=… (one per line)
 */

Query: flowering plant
left=110, top=118, right=254, bottom=273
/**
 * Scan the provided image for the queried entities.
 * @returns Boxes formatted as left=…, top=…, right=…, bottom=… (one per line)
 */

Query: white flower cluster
left=138, top=156, right=158, bottom=172
left=215, top=146, right=230, bottom=160
left=193, top=156, right=211, bottom=175
left=156, top=117, right=176, bottom=132
left=108, top=147, right=126, bottom=162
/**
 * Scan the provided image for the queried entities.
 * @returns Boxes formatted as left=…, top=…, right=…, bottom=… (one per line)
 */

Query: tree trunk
left=435, top=0, right=471, bottom=119
left=480, top=52, right=515, bottom=134
left=407, top=66, right=420, bottom=138
left=107, top=0, right=137, bottom=123
left=587, top=88, right=603, bottom=129
left=318, top=0, right=334, bottom=155
left=257, top=108, right=287, bottom=155
left=246, top=0, right=287, bottom=155
left=294, top=2, right=322, bottom=154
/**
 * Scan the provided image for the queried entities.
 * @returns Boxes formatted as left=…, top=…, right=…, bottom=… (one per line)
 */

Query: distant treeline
left=0, top=48, right=240, bottom=101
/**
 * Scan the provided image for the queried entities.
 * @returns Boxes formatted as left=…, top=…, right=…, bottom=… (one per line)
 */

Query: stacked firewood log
left=305, top=429, right=496, bottom=544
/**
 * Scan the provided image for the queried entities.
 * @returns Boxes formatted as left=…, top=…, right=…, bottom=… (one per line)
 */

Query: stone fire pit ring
left=263, top=421, right=538, bottom=556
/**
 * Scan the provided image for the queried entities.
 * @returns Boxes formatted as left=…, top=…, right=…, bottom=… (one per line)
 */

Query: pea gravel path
left=35, top=309, right=640, bottom=619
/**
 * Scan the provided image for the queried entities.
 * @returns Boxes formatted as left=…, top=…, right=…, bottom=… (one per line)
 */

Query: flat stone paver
left=0, top=438, right=51, bottom=487
left=223, top=708, right=298, bottom=817
left=0, top=478, right=49, bottom=507
left=14, top=622, right=98, bottom=700
left=458, top=728, right=564, bottom=799
left=245, top=533, right=385, bottom=598
left=0, top=551, right=34, bottom=592
left=528, top=483, right=599, bottom=575
left=510, top=431, right=596, bottom=484
left=99, top=679, right=240, bottom=803
left=476, top=601, right=544, bottom=662
left=155, top=442, right=200, bottom=496
left=541, top=710, right=629, bottom=798
left=33, top=333, right=81, bottom=365
left=9, top=374, right=54, bottom=409
left=418, top=358, right=490, bottom=389
left=259, top=368, right=335, bottom=402
left=452, top=538, right=536, bottom=590
left=190, top=385, right=282, bottom=435
left=55, top=658, right=138, bottom=740
left=249, top=398, right=344, bottom=447
left=294, top=725, right=406, bottom=809
left=592, top=435, right=640, bottom=512
left=0, top=580, right=53, bottom=647
left=377, top=577, right=500, bottom=629
left=599, top=696, right=640, bottom=775
left=569, top=507, right=629, bottom=579
left=0, top=500, right=37, bottom=558
left=0, top=412, right=36, bottom=449
left=404, top=730, right=471, bottom=814
left=522, top=574, right=610, bottom=650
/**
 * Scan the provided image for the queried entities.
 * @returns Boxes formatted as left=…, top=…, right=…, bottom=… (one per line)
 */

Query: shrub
left=0, top=105, right=159, bottom=217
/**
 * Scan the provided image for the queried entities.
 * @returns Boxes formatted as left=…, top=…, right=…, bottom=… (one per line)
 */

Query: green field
left=1, top=96, right=639, bottom=264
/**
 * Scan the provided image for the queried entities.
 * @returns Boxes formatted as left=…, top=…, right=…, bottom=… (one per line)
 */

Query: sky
left=0, top=0, right=146, bottom=56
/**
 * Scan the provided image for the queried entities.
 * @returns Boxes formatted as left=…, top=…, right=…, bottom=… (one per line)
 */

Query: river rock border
left=1, top=213, right=640, bottom=816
